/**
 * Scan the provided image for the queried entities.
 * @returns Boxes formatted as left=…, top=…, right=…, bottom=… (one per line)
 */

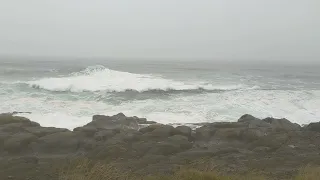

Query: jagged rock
left=140, top=124, right=175, bottom=139
left=0, top=113, right=319, bottom=180
left=83, top=113, right=140, bottom=130
left=238, top=114, right=271, bottom=128
left=174, top=126, right=192, bottom=138
left=73, top=126, right=98, bottom=137
left=238, top=114, right=261, bottom=123
left=306, top=122, right=320, bottom=132
left=129, top=116, right=156, bottom=125
left=195, top=124, right=216, bottom=140
left=263, top=117, right=301, bottom=131
left=0, top=114, right=39, bottom=126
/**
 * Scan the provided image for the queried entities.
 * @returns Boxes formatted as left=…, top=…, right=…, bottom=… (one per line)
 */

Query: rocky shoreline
left=0, top=112, right=320, bottom=179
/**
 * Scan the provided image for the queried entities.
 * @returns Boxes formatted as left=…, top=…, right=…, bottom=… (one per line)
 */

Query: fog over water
left=0, top=0, right=319, bottom=61
left=0, top=1, right=319, bottom=129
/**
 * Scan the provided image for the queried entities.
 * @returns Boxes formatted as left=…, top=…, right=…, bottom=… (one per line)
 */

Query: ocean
left=1, top=58, right=320, bottom=129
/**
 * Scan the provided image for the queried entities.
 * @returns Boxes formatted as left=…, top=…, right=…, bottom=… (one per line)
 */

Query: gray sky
left=0, top=0, right=319, bottom=61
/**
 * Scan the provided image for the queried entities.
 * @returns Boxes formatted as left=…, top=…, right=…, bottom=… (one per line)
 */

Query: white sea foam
left=1, top=65, right=320, bottom=130
left=2, top=88, right=320, bottom=129
left=26, top=65, right=246, bottom=92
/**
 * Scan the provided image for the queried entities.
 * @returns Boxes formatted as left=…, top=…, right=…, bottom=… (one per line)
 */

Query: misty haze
left=0, top=1, right=320, bottom=180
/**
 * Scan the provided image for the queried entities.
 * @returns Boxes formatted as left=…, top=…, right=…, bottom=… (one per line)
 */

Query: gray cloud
left=0, top=0, right=319, bottom=61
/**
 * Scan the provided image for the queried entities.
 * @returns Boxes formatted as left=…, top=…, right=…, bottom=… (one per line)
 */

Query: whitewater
left=1, top=59, right=320, bottom=129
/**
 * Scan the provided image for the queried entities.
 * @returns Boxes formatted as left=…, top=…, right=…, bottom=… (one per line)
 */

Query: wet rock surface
left=0, top=113, right=319, bottom=179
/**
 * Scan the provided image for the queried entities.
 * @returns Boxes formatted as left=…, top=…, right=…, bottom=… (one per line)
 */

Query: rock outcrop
left=0, top=113, right=319, bottom=180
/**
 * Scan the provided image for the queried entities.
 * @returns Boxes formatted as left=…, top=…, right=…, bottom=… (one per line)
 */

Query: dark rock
left=173, top=150, right=215, bottom=160
left=212, top=122, right=246, bottom=129
left=131, top=141, right=157, bottom=157
left=0, top=123, right=28, bottom=134
left=148, top=135, right=192, bottom=156
left=140, top=124, right=175, bottom=139
left=0, top=114, right=40, bottom=126
left=238, top=114, right=261, bottom=123
left=253, top=146, right=271, bottom=152
left=31, top=132, right=80, bottom=154
left=25, top=127, right=68, bottom=137
left=174, top=126, right=192, bottom=138
left=78, top=138, right=100, bottom=151
left=241, top=128, right=266, bottom=142
left=214, top=128, right=243, bottom=139
left=212, top=147, right=241, bottom=156
left=112, top=129, right=142, bottom=142
left=238, top=114, right=271, bottom=128
left=195, top=125, right=217, bottom=140
left=139, top=124, right=163, bottom=133
left=263, top=117, right=301, bottom=131
left=4, top=133, right=38, bottom=153
left=306, top=122, right=320, bottom=132
left=73, top=126, right=98, bottom=137
left=94, top=129, right=117, bottom=141
left=129, top=116, right=156, bottom=125
left=0, top=113, right=319, bottom=180
left=85, top=113, right=139, bottom=130
left=250, top=132, right=289, bottom=150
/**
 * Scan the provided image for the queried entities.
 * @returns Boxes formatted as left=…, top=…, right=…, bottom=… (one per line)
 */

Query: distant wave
left=25, top=65, right=255, bottom=93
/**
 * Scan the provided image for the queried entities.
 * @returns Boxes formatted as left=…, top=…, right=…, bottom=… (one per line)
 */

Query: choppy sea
left=1, top=57, right=320, bottom=129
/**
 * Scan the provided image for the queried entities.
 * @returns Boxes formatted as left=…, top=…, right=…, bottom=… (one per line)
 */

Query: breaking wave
left=26, top=65, right=255, bottom=93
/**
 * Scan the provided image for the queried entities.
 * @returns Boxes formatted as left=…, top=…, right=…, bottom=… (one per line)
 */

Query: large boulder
left=263, top=117, right=300, bottom=131
left=174, top=126, right=192, bottom=138
left=195, top=124, right=217, bottom=140
left=139, top=124, right=175, bottom=139
left=194, top=122, right=246, bottom=141
left=80, top=113, right=141, bottom=131
left=238, top=114, right=271, bottom=128
left=305, top=122, right=320, bottom=132
left=73, top=126, right=98, bottom=137
left=0, top=114, right=39, bottom=126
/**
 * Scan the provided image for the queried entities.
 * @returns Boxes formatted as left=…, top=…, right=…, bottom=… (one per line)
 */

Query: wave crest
left=26, top=65, right=250, bottom=93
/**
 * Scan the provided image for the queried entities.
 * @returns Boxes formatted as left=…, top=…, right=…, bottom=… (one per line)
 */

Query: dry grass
left=59, top=158, right=131, bottom=180
left=143, top=169, right=265, bottom=180
left=59, top=159, right=320, bottom=180
left=294, top=165, right=320, bottom=180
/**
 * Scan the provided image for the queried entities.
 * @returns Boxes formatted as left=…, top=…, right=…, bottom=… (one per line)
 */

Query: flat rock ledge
left=0, top=113, right=320, bottom=180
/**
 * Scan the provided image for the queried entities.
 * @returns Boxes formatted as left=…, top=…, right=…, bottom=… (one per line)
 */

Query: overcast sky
left=0, top=0, right=319, bottom=61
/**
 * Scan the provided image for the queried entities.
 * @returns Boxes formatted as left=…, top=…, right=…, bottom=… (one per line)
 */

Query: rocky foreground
left=0, top=113, right=320, bottom=180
